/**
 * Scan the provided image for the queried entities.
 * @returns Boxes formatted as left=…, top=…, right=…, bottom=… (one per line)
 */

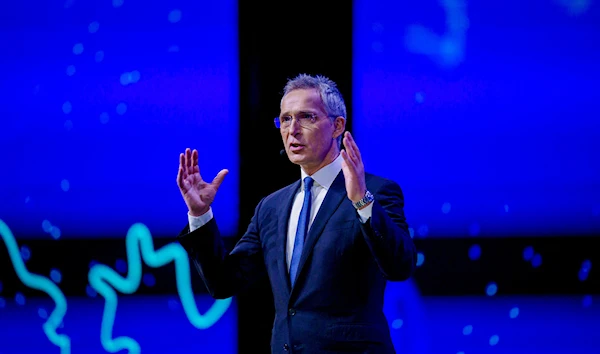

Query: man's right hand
left=177, top=148, right=228, bottom=217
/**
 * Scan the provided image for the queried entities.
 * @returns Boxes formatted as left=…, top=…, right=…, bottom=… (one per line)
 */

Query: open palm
left=177, top=148, right=228, bottom=216
left=340, top=132, right=366, bottom=203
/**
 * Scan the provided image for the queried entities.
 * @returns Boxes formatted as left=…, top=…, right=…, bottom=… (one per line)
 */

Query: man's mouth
left=289, top=144, right=304, bottom=151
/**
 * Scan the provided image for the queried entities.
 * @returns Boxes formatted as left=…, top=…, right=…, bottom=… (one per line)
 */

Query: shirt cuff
left=188, top=207, right=214, bottom=232
left=356, top=202, right=373, bottom=223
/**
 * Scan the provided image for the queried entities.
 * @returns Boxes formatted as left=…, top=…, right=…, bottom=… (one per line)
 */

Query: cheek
left=312, top=133, right=328, bottom=152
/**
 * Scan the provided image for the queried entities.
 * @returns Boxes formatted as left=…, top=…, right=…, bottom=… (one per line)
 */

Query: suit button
left=283, top=343, right=289, bottom=351
left=288, top=308, right=296, bottom=316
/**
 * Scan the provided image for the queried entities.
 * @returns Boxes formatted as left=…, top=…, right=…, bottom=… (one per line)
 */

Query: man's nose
left=288, top=118, right=301, bottom=134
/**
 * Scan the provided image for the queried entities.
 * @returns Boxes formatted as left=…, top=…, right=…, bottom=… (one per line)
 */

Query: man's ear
left=332, top=116, right=346, bottom=139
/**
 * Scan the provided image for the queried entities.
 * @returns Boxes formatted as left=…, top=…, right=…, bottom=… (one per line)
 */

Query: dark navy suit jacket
left=178, top=171, right=417, bottom=353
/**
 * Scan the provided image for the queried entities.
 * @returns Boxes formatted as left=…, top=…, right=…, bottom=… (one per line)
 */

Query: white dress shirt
left=187, top=153, right=373, bottom=270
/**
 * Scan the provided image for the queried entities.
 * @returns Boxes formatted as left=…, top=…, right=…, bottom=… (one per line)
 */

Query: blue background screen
left=353, top=0, right=600, bottom=237
left=0, top=0, right=239, bottom=239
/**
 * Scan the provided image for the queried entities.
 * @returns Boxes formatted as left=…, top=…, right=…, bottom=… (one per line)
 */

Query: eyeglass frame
left=274, top=111, right=338, bottom=129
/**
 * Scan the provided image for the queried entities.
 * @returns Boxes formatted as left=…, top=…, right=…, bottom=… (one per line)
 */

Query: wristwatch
left=353, top=190, right=374, bottom=210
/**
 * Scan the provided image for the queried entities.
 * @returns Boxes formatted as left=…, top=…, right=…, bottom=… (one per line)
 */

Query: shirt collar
left=300, top=153, right=343, bottom=190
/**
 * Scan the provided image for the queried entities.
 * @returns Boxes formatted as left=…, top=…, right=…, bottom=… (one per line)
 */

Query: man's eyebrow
left=280, top=110, right=315, bottom=116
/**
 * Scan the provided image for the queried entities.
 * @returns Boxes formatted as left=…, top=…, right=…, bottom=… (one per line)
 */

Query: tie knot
left=303, top=177, right=314, bottom=192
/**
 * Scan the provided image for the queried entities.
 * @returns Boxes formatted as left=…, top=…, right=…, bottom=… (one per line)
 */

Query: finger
left=177, top=164, right=184, bottom=187
left=179, top=153, right=188, bottom=177
left=211, top=169, right=229, bottom=190
left=187, top=148, right=196, bottom=175
left=192, top=149, right=200, bottom=175
left=341, top=150, right=356, bottom=174
left=347, top=132, right=362, bottom=161
left=345, top=132, right=359, bottom=163
left=185, top=148, right=192, bottom=170
left=179, top=152, right=185, bottom=171
left=343, top=135, right=359, bottom=165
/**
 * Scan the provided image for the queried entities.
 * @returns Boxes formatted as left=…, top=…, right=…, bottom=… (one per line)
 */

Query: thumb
left=212, top=169, right=229, bottom=190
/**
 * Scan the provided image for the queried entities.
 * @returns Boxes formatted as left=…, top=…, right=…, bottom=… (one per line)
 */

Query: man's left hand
left=340, top=131, right=367, bottom=204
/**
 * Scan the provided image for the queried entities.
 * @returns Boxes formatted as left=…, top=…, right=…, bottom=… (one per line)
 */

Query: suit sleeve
left=360, top=180, right=417, bottom=281
left=177, top=199, right=266, bottom=299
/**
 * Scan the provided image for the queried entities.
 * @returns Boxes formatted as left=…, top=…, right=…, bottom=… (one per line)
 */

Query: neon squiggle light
left=88, top=222, right=232, bottom=354
left=0, top=219, right=71, bottom=354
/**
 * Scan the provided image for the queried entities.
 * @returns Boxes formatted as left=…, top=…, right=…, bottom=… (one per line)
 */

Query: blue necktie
left=289, top=176, right=314, bottom=287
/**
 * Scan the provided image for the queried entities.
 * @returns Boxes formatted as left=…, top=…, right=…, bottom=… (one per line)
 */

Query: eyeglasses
left=274, top=112, right=319, bottom=129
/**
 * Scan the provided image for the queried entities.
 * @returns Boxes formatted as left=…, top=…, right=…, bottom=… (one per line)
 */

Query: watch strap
left=353, top=190, right=374, bottom=209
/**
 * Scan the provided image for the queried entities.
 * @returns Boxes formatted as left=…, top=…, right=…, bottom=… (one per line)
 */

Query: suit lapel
left=291, top=171, right=346, bottom=294
left=276, top=180, right=301, bottom=296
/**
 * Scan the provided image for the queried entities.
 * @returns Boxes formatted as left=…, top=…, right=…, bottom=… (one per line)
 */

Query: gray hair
left=281, top=74, right=346, bottom=147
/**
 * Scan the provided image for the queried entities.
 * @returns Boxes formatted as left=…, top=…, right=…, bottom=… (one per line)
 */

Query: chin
left=288, top=155, right=302, bottom=164
left=288, top=152, right=308, bottom=164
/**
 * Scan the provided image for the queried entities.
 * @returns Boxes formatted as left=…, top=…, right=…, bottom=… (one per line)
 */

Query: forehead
left=280, top=88, right=324, bottom=114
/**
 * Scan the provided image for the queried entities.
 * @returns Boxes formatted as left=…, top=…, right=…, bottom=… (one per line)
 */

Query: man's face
left=279, top=88, right=344, bottom=175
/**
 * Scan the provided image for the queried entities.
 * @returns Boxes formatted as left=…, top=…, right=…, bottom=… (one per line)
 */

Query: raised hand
left=340, top=131, right=367, bottom=204
left=176, top=148, right=228, bottom=217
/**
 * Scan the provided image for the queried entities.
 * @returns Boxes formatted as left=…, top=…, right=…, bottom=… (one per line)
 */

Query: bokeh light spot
left=20, top=245, right=31, bottom=261
left=88, top=21, right=99, bottom=33
left=462, top=325, right=473, bottom=335
left=42, top=220, right=52, bottom=233
left=64, top=120, right=73, bottom=130
left=61, top=179, right=70, bottom=192
left=582, top=295, right=592, bottom=308
left=442, top=202, right=451, bottom=214
left=62, top=101, right=72, bottom=114
left=371, top=41, right=383, bottom=53
left=418, top=224, right=428, bottom=237
left=116, top=102, right=127, bottom=115
left=143, top=273, right=156, bottom=287
left=50, top=269, right=62, bottom=284
left=38, top=307, right=48, bottom=319
left=489, top=334, right=499, bottom=346
left=168, top=9, right=182, bottom=23
left=486, top=282, right=497, bottom=296
left=95, top=50, right=105, bottom=62
left=72, top=43, right=84, bottom=55
left=468, top=244, right=481, bottom=260
left=415, top=92, right=425, bottom=103
left=15, top=292, right=26, bottom=306
left=100, top=112, right=110, bottom=124
left=116, top=259, right=127, bottom=273
left=50, top=226, right=62, bottom=240
left=522, top=246, right=534, bottom=261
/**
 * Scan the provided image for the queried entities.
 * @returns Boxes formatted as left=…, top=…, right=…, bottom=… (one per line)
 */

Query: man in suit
left=176, top=74, right=417, bottom=353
